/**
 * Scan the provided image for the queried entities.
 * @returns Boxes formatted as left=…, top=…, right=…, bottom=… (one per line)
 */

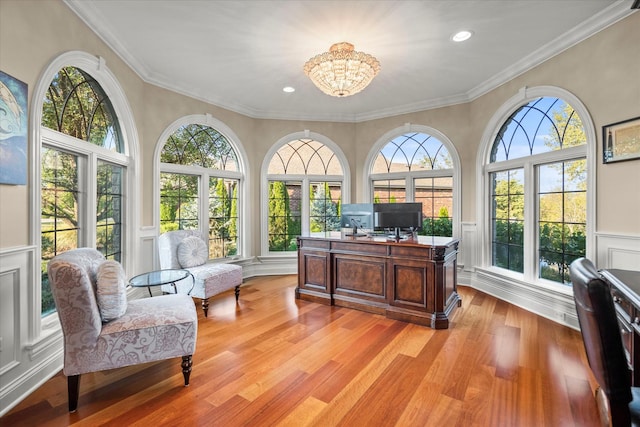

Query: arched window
left=159, top=123, right=242, bottom=259
left=367, top=128, right=459, bottom=237
left=264, top=135, right=347, bottom=253
left=40, top=65, right=129, bottom=316
left=485, top=93, right=590, bottom=285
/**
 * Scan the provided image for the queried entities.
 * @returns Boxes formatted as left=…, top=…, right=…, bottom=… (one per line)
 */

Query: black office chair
left=570, top=257, right=640, bottom=426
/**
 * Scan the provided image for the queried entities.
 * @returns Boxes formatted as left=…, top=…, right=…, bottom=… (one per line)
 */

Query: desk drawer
left=619, top=318, right=633, bottom=363
left=612, top=287, right=634, bottom=321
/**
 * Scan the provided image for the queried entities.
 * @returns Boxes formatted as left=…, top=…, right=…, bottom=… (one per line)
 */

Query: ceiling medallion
left=303, top=42, right=380, bottom=97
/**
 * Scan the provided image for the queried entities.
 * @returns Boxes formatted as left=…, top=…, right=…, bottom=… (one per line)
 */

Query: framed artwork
left=603, top=116, right=640, bottom=164
left=0, top=70, right=28, bottom=185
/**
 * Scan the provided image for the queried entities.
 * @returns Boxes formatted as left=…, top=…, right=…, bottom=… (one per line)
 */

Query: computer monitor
left=373, top=202, right=423, bottom=239
left=340, top=203, right=373, bottom=236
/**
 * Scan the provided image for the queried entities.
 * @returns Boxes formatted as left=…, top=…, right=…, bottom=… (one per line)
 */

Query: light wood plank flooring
left=3, top=275, right=599, bottom=426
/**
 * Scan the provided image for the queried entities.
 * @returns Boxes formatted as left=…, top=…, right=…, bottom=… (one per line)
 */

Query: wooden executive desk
left=600, top=269, right=640, bottom=386
left=296, top=234, right=460, bottom=329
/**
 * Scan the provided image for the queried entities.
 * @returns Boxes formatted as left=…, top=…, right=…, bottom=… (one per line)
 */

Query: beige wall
left=1, top=0, right=639, bottom=253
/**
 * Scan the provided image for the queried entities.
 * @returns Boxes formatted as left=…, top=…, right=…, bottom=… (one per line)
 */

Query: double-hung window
left=160, top=123, right=242, bottom=259
left=369, top=131, right=457, bottom=237
left=486, top=96, right=588, bottom=285
left=265, top=138, right=345, bottom=252
left=40, top=66, right=127, bottom=316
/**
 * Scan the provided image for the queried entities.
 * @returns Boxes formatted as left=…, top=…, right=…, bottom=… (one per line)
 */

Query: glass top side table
left=129, top=269, right=194, bottom=297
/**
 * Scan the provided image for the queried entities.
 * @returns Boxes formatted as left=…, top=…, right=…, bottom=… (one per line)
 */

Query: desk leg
left=147, top=286, right=153, bottom=297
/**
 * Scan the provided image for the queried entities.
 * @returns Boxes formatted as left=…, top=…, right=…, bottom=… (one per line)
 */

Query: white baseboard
left=468, top=268, right=579, bottom=330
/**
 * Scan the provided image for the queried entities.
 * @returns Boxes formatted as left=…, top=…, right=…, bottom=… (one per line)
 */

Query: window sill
left=475, top=266, right=574, bottom=297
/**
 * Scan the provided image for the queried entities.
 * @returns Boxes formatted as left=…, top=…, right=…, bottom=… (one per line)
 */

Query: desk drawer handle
left=635, top=317, right=640, bottom=325
left=613, top=296, right=622, bottom=304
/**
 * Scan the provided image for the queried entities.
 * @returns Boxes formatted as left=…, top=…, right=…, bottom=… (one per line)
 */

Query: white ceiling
left=64, top=0, right=634, bottom=123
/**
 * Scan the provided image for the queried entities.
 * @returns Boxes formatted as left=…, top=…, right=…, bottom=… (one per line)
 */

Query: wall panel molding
left=459, top=222, right=477, bottom=272
left=0, top=246, right=63, bottom=416
left=596, top=233, right=640, bottom=270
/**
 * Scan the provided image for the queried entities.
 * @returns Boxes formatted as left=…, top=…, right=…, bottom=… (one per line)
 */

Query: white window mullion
left=201, top=171, right=210, bottom=240
left=406, top=175, right=415, bottom=202
left=301, top=178, right=310, bottom=235
left=522, top=162, right=536, bottom=282
left=84, top=153, right=98, bottom=249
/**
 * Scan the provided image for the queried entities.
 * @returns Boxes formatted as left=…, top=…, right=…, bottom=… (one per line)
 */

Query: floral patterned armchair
left=47, top=248, right=197, bottom=412
left=158, top=230, right=242, bottom=317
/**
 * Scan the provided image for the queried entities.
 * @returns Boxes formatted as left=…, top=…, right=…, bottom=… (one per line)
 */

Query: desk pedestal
left=601, top=269, right=640, bottom=386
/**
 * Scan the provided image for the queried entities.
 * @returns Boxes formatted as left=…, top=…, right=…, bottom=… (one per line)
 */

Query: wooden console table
left=296, top=234, right=460, bottom=329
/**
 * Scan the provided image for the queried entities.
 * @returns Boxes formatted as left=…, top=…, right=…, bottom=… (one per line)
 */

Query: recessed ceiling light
left=283, top=86, right=295, bottom=93
left=452, top=30, right=473, bottom=42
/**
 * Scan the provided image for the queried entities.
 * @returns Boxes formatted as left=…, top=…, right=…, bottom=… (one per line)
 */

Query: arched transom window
left=266, top=138, right=344, bottom=252
left=487, top=96, right=587, bottom=285
left=43, top=66, right=123, bottom=152
left=40, top=65, right=128, bottom=316
left=160, top=123, right=242, bottom=259
left=370, top=132, right=454, bottom=237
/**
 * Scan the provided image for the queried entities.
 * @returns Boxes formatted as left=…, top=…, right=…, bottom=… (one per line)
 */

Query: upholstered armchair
left=158, top=230, right=243, bottom=317
left=48, top=248, right=197, bottom=412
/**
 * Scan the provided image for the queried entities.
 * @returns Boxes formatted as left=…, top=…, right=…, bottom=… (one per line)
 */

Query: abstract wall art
left=0, top=70, right=28, bottom=185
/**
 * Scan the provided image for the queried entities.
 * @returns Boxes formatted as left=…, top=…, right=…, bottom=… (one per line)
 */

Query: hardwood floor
left=3, top=275, right=600, bottom=426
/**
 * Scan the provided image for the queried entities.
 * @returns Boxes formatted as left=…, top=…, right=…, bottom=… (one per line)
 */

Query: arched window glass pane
left=490, top=97, right=586, bottom=162
left=209, top=177, right=239, bottom=258
left=41, top=147, right=80, bottom=316
left=373, top=133, right=452, bottom=173
left=96, top=160, right=123, bottom=261
left=42, top=66, right=123, bottom=152
left=267, top=139, right=343, bottom=175
left=161, top=124, right=238, bottom=170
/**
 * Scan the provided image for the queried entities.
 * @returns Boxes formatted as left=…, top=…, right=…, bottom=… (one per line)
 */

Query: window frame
left=154, top=114, right=247, bottom=262
left=478, top=86, right=596, bottom=291
left=40, top=127, right=129, bottom=253
left=31, top=52, right=139, bottom=340
left=261, top=131, right=350, bottom=256
left=364, top=125, right=461, bottom=239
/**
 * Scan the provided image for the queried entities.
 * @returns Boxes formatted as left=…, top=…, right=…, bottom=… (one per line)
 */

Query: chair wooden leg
left=235, top=285, right=240, bottom=302
left=181, top=355, right=193, bottom=386
left=68, top=374, right=80, bottom=412
left=202, top=298, right=209, bottom=317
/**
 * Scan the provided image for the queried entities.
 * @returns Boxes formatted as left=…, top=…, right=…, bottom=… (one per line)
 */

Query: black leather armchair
left=570, top=257, right=640, bottom=426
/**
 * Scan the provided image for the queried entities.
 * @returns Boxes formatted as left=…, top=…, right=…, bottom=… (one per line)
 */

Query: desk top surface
left=298, top=233, right=459, bottom=248
left=601, top=269, right=640, bottom=307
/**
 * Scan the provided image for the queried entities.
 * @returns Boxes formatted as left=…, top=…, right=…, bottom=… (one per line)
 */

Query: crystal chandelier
left=303, top=42, right=380, bottom=97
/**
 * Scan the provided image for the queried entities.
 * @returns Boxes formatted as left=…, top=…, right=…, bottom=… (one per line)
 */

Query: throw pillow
left=177, top=236, right=208, bottom=268
left=96, top=260, right=128, bottom=322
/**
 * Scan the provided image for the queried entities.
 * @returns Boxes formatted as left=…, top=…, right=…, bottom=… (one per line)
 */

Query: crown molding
left=64, top=0, right=636, bottom=123
left=466, top=1, right=635, bottom=102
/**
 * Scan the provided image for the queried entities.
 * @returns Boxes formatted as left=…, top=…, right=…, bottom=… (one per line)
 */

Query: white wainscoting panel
left=596, top=233, right=640, bottom=271
left=0, top=257, right=21, bottom=376
left=0, top=246, right=63, bottom=417
left=460, top=222, right=477, bottom=272
left=139, top=226, right=158, bottom=274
